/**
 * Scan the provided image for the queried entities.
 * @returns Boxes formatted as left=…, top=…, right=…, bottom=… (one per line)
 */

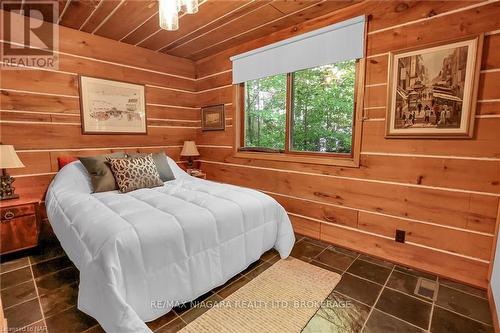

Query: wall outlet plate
left=395, top=229, right=406, bottom=243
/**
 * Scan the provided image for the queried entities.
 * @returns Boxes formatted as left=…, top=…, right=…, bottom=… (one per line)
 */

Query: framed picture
left=201, top=104, right=225, bottom=131
left=79, top=76, right=146, bottom=134
left=386, top=35, right=483, bottom=138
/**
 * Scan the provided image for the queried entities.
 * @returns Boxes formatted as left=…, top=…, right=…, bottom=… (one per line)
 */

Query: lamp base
left=1, top=170, right=19, bottom=201
left=187, top=157, right=194, bottom=169
left=0, top=193, right=19, bottom=201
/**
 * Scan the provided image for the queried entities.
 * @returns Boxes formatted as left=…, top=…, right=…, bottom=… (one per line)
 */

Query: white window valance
left=230, top=15, right=366, bottom=84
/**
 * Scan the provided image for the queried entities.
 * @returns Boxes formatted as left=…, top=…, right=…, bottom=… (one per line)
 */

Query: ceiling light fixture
left=159, top=0, right=199, bottom=31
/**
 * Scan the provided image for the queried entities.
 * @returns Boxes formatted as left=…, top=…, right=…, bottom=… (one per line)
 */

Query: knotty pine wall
left=0, top=11, right=200, bottom=235
left=1, top=3, right=499, bottom=289
left=194, top=1, right=500, bottom=288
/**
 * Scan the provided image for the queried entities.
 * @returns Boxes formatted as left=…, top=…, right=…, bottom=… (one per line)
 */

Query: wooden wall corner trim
left=487, top=200, right=500, bottom=282
left=487, top=200, right=500, bottom=332
left=489, top=287, right=500, bottom=333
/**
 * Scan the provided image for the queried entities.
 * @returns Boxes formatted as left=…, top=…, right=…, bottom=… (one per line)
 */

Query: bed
left=45, top=157, right=295, bottom=333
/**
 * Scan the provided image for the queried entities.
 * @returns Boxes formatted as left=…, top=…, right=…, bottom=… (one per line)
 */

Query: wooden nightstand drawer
left=1, top=204, right=36, bottom=221
left=0, top=215, right=38, bottom=254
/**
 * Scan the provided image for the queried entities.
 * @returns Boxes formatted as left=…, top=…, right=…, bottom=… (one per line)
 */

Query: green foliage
left=244, top=60, right=355, bottom=153
left=245, top=74, right=286, bottom=150
left=292, top=60, right=355, bottom=153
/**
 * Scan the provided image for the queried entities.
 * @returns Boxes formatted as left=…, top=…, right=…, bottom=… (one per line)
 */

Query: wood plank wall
left=0, top=10, right=201, bottom=236
left=193, top=0, right=500, bottom=288
left=1, top=2, right=499, bottom=289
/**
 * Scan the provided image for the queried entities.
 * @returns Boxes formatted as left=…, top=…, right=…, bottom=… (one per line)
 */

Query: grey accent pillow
left=127, top=152, right=175, bottom=182
left=79, top=152, right=126, bottom=193
left=108, top=154, right=163, bottom=193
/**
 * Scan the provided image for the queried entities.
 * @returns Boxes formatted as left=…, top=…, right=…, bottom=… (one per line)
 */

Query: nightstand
left=187, top=169, right=206, bottom=179
left=0, top=196, right=41, bottom=255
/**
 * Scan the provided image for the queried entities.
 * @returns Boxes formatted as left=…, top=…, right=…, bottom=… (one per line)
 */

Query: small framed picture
left=386, top=35, right=483, bottom=138
left=201, top=104, right=225, bottom=131
left=79, top=76, right=147, bottom=134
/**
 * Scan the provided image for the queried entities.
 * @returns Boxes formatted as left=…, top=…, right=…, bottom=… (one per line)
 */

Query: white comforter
left=45, top=158, right=294, bottom=333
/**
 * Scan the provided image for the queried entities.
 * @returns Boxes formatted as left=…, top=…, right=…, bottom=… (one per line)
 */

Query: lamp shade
left=180, top=141, right=200, bottom=157
left=0, top=145, right=25, bottom=169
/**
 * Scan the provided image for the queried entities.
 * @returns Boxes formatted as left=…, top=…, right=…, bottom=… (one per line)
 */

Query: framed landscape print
left=201, top=104, right=225, bottom=131
left=79, top=76, right=147, bottom=134
left=386, top=35, right=482, bottom=138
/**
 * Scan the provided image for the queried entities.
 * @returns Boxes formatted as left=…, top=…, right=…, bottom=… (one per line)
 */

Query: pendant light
left=183, top=0, right=198, bottom=14
left=159, top=0, right=179, bottom=31
left=159, top=0, right=198, bottom=31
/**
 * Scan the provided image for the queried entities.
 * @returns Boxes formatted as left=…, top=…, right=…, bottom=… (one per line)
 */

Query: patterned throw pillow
left=108, top=154, right=163, bottom=193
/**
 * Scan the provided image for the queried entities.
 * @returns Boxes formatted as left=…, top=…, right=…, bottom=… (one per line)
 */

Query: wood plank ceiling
left=3, top=0, right=358, bottom=61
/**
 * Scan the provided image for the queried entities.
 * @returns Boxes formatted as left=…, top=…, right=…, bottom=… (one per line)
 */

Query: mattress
left=45, top=157, right=295, bottom=333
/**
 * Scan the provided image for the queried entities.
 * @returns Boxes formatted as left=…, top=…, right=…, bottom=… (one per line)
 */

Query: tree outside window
left=241, top=59, right=357, bottom=156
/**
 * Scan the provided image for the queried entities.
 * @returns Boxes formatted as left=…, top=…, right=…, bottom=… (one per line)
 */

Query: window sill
left=233, top=151, right=359, bottom=167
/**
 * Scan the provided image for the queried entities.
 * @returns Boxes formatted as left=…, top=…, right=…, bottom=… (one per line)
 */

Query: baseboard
left=488, top=287, right=500, bottom=333
left=292, top=218, right=488, bottom=289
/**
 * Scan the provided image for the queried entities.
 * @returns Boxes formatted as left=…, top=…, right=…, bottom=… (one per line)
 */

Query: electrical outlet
left=395, top=229, right=406, bottom=243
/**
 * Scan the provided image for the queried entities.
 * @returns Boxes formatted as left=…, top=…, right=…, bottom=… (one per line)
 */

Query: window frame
left=234, top=59, right=365, bottom=167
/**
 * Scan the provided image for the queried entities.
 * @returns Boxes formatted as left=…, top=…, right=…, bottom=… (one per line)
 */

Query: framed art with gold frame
left=386, top=35, right=483, bottom=139
left=201, top=104, right=225, bottom=131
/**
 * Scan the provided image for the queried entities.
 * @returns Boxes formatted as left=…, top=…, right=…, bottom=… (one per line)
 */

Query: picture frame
left=79, top=76, right=147, bottom=134
left=386, top=35, right=483, bottom=138
left=201, top=104, right=225, bottom=131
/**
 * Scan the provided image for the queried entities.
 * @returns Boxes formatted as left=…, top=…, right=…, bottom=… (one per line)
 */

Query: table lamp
left=0, top=145, right=25, bottom=200
left=180, top=141, right=200, bottom=169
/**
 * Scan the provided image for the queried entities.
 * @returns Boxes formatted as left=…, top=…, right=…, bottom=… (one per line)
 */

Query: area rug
left=180, top=257, right=341, bottom=333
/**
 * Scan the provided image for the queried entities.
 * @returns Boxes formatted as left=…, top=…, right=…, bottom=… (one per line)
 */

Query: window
left=244, top=74, right=287, bottom=151
left=291, top=60, right=356, bottom=154
left=239, top=60, right=359, bottom=159
left=231, top=16, right=366, bottom=166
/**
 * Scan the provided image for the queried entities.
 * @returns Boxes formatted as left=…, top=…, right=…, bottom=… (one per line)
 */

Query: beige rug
left=180, top=258, right=341, bottom=333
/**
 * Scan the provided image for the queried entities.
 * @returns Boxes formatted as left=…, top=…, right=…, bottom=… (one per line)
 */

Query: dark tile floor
left=0, top=235, right=494, bottom=333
